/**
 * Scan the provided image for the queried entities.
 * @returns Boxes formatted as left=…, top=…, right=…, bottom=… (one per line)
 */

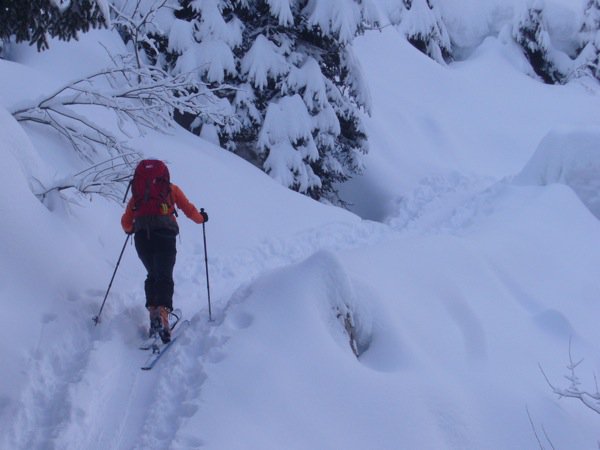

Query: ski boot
left=148, top=306, right=171, bottom=343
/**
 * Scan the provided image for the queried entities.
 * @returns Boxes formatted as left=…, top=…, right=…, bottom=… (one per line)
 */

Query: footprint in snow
left=226, top=310, right=254, bottom=330
left=41, top=313, right=57, bottom=324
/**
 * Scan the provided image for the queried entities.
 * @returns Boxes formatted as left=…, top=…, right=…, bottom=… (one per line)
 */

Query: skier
left=121, top=159, right=208, bottom=343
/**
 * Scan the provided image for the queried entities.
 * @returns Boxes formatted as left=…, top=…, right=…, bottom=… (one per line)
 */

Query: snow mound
left=514, top=127, right=600, bottom=219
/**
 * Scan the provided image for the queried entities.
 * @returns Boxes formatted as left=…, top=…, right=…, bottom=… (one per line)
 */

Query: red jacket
left=121, top=183, right=205, bottom=233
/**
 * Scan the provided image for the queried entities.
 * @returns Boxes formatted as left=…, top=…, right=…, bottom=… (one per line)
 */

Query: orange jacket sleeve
left=171, top=184, right=205, bottom=224
left=121, top=197, right=135, bottom=233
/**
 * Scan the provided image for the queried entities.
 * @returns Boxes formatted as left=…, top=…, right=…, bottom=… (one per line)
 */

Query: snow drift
left=515, top=126, right=600, bottom=219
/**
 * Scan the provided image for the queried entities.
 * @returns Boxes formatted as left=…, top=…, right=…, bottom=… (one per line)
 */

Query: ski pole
left=201, top=208, right=213, bottom=322
left=93, top=233, right=130, bottom=325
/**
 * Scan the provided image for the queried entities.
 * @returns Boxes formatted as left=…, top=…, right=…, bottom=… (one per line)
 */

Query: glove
left=200, top=210, right=209, bottom=223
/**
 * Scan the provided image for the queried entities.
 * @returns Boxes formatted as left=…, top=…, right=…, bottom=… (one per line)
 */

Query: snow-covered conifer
left=575, top=0, right=600, bottom=81
left=171, top=0, right=242, bottom=84
left=258, top=94, right=320, bottom=193
left=159, top=0, right=242, bottom=135
left=581, top=0, right=600, bottom=44
left=512, top=1, right=564, bottom=84
left=248, top=0, right=377, bottom=201
left=0, top=0, right=107, bottom=52
left=389, top=0, right=452, bottom=64
left=164, top=0, right=378, bottom=202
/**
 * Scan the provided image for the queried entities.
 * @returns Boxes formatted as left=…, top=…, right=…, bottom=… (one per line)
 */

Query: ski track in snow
left=2, top=309, right=95, bottom=449
left=5, top=174, right=503, bottom=449
left=133, top=219, right=397, bottom=449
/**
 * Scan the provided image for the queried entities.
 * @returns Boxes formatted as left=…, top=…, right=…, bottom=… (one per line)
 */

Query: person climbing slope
left=121, top=159, right=208, bottom=343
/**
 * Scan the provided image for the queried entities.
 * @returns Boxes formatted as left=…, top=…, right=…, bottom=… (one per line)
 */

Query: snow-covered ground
left=3, top=1, right=600, bottom=448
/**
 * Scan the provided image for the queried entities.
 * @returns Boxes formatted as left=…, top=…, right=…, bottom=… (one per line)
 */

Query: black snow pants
left=134, top=229, right=177, bottom=310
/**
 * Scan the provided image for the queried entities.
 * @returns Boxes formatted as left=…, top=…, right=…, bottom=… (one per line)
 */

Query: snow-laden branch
left=12, top=53, right=229, bottom=162
left=109, top=0, right=174, bottom=69
left=540, top=340, right=600, bottom=415
left=33, top=154, right=139, bottom=204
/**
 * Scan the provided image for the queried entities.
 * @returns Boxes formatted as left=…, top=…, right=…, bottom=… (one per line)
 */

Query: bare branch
left=526, top=405, right=557, bottom=450
left=10, top=0, right=231, bottom=204
left=526, top=406, right=546, bottom=450
left=540, top=342, right=600, bottom=415
left=34, top=154, right=139, bottom=203
left=109, top=0, right=174, bottom=70
left=12, top=53, right=230, bottom=162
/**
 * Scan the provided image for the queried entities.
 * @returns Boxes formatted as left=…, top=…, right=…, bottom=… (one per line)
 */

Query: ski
left=139, top=308, right=182, bottom=350
left=141, top=319, right=190, bottom=370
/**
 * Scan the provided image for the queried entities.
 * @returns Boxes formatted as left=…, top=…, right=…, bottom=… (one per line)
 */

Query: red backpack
left=130, top=159, right=179, bottom=234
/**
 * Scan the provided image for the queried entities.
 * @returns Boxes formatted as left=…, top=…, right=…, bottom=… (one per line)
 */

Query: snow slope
left=3, top=3, right=600, bottom=448
left=343, top=27, right=600, bottom=221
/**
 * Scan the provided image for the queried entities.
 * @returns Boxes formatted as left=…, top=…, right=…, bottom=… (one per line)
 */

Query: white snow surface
left=2, top=2, right=600, bottom=448
left=515, top=127, right=600, bottom=219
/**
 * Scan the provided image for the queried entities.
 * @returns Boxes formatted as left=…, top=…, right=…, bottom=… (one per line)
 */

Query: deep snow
left=3, top=1, right=600, bottom=448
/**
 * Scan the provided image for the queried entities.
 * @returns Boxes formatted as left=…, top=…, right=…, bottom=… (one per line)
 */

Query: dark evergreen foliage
left=0, top=0, right=106, bottom=51
left=513, top=5, right=563, bottom=85
left=394, top=0, right=453, bottom=64
left=576, top=0, right=600, bottom=81
left=163, top=0, right=374, bottom=203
